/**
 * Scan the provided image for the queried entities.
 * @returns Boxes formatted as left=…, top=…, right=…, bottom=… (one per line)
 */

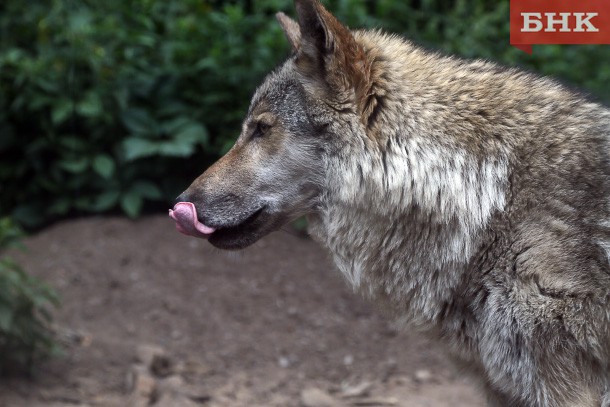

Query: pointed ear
left=276, top=12, right=301, bottom=52
left=294, top=0, right=348, bottom=62
left=293, top=0, right=374, bottom=119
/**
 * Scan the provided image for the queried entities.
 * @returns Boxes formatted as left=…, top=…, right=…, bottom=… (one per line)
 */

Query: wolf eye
left=251, top=122, right=271, bottom=139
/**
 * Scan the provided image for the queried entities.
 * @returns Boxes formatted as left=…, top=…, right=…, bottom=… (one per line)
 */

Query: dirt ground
left=0, top=215, right=485, bottom=407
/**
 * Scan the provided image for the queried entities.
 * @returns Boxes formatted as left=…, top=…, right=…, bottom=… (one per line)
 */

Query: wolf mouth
left=208, top=206, right=267, bottom=250
left=170, top=201, right=268, bottom=249
left=211, top=206, right=265, bottom=235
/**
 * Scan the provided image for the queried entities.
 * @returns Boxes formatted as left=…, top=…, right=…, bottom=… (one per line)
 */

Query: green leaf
left=37, top=78, right=60, bottom=93
left=11, top=204, right=46, bottom=228
left=57, top=135, right=89, bottom=152
left=51, top=99, right=74, bottom=125
left=92, top=154, right=115, bottom=179
left=162, top=116, right=192, bottom=134
left=174, top=122, right=208, bottom=145
left=114, top=88, right=129, bottom=111
left=157, top=141, right=194, bottom=157
left=49, top=198, right=71, bottom=215
left=131, top=181, right=162, bottom=200
left=0, top=218, right=24, bottom=249
left=76, top=92, right=103, bottom=118
left=120, top=191, right=143, bottom=218
left=121, top=108, right=157, bottom=136
left=122, top=137, right=159, bottom=161
left=0, top=303, right=13, bottom=332
left=2, top=48, right=24, bottom=64
left=74, top=196, right=94, bottom=210
left=91, top=190, right=121, bottom=211
left=58, top=157, right=89, bottom=173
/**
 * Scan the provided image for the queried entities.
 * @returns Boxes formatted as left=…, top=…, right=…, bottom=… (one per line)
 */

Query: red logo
left=510, top=0, right=610, bottom=54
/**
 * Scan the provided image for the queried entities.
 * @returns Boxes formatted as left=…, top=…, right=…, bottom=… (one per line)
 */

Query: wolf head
left=170, top=0, right=376, bottom=250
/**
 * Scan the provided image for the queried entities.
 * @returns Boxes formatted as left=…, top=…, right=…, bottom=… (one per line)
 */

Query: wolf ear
left=293, top=0, right=351, bottom=68
left=291, top=0, right=373, bottom=118
left=276, top=12, right=301, bottom=52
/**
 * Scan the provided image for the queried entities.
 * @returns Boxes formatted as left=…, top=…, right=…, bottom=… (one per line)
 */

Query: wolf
left=169, top=0, right=610, bottom=405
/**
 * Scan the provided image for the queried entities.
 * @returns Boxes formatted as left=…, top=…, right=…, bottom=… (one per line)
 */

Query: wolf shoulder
left=355, top=30, right=609, bottom=140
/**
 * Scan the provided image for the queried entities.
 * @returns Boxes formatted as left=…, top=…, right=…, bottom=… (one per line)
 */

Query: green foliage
left=0, top=0, right=291, bottom=227
left=0, top=218, right=60, bottom=375
left=1, top=0, right=608, bottom=228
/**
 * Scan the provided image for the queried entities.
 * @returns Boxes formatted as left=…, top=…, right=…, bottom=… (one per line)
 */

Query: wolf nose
left=174, top=191, right=202, bottom=209
left=175, top=192, right=190, bottom=206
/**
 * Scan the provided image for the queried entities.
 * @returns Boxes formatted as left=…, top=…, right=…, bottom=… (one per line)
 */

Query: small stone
left=151, top=354, right=174, bottom=378
left=135, top=344, right=174, bottom=377
left=414, top=369, right=433, bottom=383
left=300, top=388, right=342, bottom=407
left=176, top=359, right=211, bottom=376
left=160, top=375, right=185, bottom=389
left=136, top=344, right=166, bottom=366
left=343, top=354, right=354, bottom=366
left=341, top=381, right=372, bottom=398
left=155, top=392, right=201, bottom=407
left=157, top=375, right=211, bottom=405
left=171, top=329, right=182, bottom=340
left=351, top=397, right=398, bottom=406
left=381, top=358, right=398, bottom=382
left=278, top=356, right=290, bottom=368
left=128, top=366, right=157, bottom=407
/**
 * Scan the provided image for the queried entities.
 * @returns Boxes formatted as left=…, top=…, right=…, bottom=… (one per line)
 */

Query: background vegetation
left=0, top=218, right=59, bottom=375
left=1, top=0, right=609, bottom=228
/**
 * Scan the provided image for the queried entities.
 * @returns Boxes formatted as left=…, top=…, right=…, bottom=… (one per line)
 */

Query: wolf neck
left=309, top=33, right=510, bottom=325
left=311, top=139, right=508, bottom=325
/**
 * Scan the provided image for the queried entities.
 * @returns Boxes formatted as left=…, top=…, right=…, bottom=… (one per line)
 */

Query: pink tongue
left=168, top=202, right=216, bottom=238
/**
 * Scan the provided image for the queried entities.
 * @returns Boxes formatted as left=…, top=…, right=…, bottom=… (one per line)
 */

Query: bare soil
left=0, top=215, right=484, bottom=406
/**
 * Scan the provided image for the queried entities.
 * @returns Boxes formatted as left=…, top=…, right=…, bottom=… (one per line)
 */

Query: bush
left=0, top=218, right=60, bottom=375
left=0, top=0, right=291, bottom=227
left=1, top=0, right=608, bottom=228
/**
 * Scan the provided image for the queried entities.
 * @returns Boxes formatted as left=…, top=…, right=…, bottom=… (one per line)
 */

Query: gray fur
left=178, top=1, right=610, bottom=405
